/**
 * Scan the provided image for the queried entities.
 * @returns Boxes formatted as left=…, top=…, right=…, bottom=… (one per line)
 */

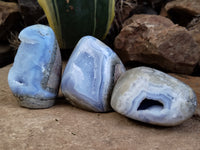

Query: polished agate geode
left=111, top=67, right=197, bottom=126
left=61, top=36, right=125, bottom=112
left=8, top=24, right=62, bottom=109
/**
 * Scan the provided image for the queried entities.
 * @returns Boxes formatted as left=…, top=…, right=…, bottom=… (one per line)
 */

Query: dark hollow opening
left=16, top=77, right=25, bottom=84
left=137, top=99, right=164, bottom=111
left=18, top=79, right=23, bottom=84
left=168, top=8, right=194, bottom=27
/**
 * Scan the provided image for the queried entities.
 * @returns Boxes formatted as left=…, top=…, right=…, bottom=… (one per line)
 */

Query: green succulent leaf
left=38, top=0, right=115, bottom=49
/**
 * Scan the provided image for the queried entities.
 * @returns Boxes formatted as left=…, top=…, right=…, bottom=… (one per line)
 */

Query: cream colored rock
left=111, top=67, right=197, bottom=126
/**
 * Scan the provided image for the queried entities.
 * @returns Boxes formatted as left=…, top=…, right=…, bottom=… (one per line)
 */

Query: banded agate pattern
left=61, top=36, right=125, bottom=112
left=111, top=67, right=197, bottom=126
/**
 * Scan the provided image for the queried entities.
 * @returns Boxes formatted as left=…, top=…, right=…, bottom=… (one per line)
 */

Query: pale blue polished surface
left=61, top=36, right=125, bottom=112
left=8, top=24, right=62, bottom=108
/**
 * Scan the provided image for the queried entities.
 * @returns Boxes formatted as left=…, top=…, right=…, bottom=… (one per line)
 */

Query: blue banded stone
left=61, top=36, right=126, bottom=112
left=111, top=67, right=197, bottom=126
left=8, top=24, right=62, bottom=109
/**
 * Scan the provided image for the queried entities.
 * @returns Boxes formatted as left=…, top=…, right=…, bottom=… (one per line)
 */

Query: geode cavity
left=111, top=67, right=197, bottom=126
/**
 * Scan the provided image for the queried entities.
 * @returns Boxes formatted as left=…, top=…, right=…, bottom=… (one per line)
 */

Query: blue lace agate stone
left=8, top=24, right=62, bottom=109
left=61, top=36, right=126, bottom=112
left=111, top=67, right=197, bottom=126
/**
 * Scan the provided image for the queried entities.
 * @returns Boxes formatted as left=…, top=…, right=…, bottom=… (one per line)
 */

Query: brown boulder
left=187, top=15, right=200, bottom=46
left=165, top=0, right=200, bottom=15
left=0, top=1, right=21, bottom=41
left=114, top=14, right=200, bottom=74
left=163, top=0, right=200, bottom=26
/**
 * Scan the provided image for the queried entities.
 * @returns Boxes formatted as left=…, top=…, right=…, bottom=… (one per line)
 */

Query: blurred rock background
left=0, top=0, right=47, bottom=67
left=0, top=0, right=200, bottom=75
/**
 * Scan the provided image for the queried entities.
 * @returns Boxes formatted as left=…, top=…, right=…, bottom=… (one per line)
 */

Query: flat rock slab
left=0, top=64, right=200, bottom=149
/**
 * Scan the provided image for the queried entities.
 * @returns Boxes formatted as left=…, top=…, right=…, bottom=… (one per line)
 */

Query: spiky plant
left=8, top=32, right=20, bottom=56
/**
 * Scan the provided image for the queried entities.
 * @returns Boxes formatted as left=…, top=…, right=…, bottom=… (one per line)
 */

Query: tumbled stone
left=114, top=14, right=200, bottom=74
left=111, top=67, right=197, bottom=126
left=8, top=24, right=62, bottom=109
left=61, top=36, right=126, bottom=112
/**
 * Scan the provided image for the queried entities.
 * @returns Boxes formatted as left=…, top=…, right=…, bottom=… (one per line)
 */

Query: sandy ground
left=0, top=64, right=200, bottom=150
